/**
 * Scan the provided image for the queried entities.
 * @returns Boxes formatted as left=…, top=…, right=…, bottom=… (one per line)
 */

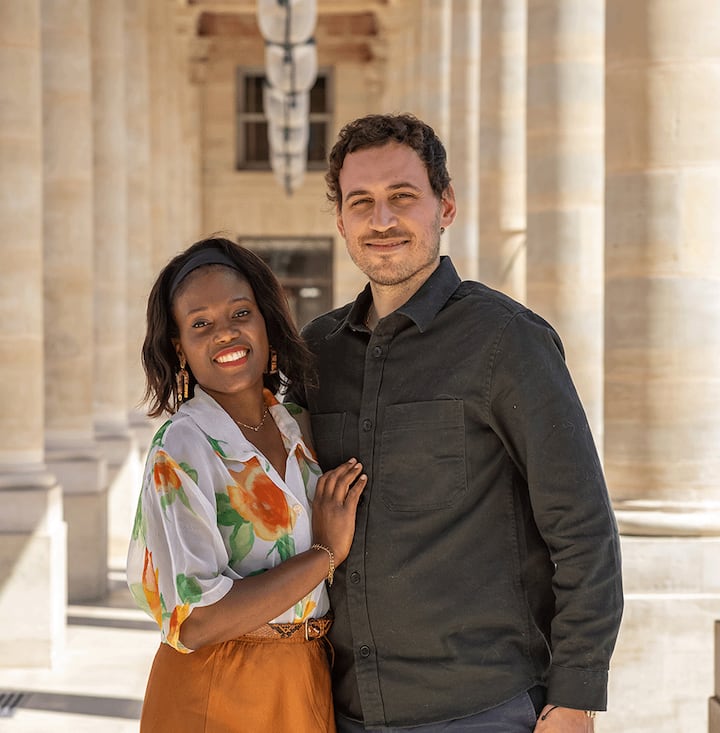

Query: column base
left=95, top=424, right=142, bottom=564
left=613, top=499, right=720, bottom=536
left=0, top=469, right=66, bottom=668
left=46, top=441, right=109, bottom=603
left=598, top=536, right=720, bottom=733
left=710, top=696, right=720, bottom=733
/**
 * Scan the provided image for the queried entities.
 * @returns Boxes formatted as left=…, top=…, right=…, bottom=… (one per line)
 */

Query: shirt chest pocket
left=379, top=400, right=467, bottom=511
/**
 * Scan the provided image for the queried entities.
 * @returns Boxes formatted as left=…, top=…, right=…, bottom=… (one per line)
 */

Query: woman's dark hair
left=142, top=236, right=314, bottom=418
left=325, top=113, right=451, bottom=209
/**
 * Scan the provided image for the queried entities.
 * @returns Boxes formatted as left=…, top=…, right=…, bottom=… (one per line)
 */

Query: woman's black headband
left=169, top=248, right=241, bottom=300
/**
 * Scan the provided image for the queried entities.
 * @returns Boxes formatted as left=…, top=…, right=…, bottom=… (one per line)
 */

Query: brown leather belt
left=243, top=614, right=332, bottom=642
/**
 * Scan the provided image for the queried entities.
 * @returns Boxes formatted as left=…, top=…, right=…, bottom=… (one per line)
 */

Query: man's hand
left=534, top=705, right=595, bottom=733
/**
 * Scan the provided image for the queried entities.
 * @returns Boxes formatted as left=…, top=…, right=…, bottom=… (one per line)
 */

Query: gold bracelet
left=311, top=543, right=335, bottom=587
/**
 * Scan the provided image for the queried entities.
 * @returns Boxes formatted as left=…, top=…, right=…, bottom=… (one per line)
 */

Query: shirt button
left=362, top=419, right=372, bottom=431
left=350, top=571, right=361, bottom=584
left=372, top=345, right=383, bottom=358
left=359, top=645, right=372, bottom=658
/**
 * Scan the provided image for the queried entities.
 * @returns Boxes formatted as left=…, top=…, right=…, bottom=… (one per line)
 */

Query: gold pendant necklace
left=233, top=405, right=270, bottom=432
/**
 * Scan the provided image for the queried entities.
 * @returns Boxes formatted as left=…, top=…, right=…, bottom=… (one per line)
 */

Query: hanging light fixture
left=256, top=0, right=318, bottom=195
left=257, top=0, right=317, bottom=45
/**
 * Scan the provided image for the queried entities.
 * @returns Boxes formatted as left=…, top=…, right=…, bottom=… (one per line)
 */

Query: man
left=291, top=113, right=623, bottom=732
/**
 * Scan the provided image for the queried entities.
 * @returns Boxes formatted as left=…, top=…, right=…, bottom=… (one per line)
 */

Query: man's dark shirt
left=291, top=257, right=623, bottom=727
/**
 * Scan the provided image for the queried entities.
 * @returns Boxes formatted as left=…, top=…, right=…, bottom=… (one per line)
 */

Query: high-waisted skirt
left=139, top=617, right=336, bottom=733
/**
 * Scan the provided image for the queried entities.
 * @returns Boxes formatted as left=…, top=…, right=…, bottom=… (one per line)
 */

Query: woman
left=126, top=237, right=366, bottom=732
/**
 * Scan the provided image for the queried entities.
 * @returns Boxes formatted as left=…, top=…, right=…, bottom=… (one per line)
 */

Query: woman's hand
left=311, top=458, right=367, bottom=564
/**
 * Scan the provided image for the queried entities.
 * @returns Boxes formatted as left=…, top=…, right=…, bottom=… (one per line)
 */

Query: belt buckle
left=304, top=617, right=321, bottom=641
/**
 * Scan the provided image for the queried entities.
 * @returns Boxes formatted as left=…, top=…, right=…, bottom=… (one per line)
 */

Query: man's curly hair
left=325, top=113, right=451, bottom=209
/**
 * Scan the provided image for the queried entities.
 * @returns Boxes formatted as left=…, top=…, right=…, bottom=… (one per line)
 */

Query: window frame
left=235, top=66, right=334, bottom=172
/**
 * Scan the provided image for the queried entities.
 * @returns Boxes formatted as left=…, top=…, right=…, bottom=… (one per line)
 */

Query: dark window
left=236, top=69, right=332, bottom=171
left=238, top=238, right=333, bottom=329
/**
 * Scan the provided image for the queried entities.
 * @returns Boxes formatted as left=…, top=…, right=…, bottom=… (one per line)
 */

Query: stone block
left=596, top=537, right=720, bottom=733
left=0, top=521, right=67, bottom=667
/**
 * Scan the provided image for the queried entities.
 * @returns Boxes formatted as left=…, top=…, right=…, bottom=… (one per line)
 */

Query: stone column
left=42, top=0, right=108, bottom=602
left=605, top=0, right=720, bottom=534
left=0, top=0, right=66, bottom=667
left=91, top=0, right=138, bottom=559
left=602, top=4, right=720, bottom=732
left=447, top=0, right=481, bottom=280
left=125, top=0, right=153, bottom=425
left=710, top=621, right=720, bottom=733
left=174, top=8, right=203, bottom=246
left=418, top=0, right=452, bottom=143
left=526, top=0, right=604, bottom=442
left=477, top=0, right=527, bottom=302
left=148, top=0, right=173, bottom=270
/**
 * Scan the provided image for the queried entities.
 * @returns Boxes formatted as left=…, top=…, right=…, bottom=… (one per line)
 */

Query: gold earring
left=176, top=354, right=189, bottom=403
left=268, top=347, right=278, bottom=375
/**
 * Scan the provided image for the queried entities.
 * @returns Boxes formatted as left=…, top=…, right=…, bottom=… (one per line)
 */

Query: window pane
left=245, top=121, right=269, bottom=162
left=309, top=76, right=326, bottom=112
left=245, top=76, right=265, bottom=113
left=307, top=121, right=326, bottom=162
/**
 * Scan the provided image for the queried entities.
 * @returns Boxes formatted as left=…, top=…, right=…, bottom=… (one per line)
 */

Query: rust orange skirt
left=139, top=627, right=336, bottom=733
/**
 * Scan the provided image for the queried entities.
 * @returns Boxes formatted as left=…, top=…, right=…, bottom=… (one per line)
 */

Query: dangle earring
left=267, top=347, right=278, bottom=375
left=176, top=354, right=189, bottom=404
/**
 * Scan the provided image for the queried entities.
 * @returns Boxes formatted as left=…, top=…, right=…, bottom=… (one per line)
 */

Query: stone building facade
left=1, top=1, right=719, bottom=731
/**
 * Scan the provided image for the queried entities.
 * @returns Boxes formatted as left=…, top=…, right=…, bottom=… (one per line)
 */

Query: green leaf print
left=131, top=501, right=144, bottom=542
left=159, top=485, right=194, bottom=514
left=179, top=462, right=198, bottom=485
left=206, top=435, right=229, bottom=458
left=284, top=402, right=303, bottom=416
left=216, top=493, right=255, bottom=566
left=229, top=521, right=255, bottom=566
left=151, top=420, right=172, bottom=448
left=129, top=582, right=151, bottom=615
left=216, top=493, right=242, bottom=526
left=176, top=574, right=203, bottom=605
left=273, top=533, right=296, bottom=562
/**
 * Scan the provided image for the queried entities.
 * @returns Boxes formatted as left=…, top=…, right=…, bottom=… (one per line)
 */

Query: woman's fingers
left=315, top=458, right=365, bottom=502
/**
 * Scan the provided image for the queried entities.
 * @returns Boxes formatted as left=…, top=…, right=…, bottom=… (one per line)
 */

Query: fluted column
left=0, top=0, right=66, bottom=667
left=148, top=0, right=173, bottom=270
left=418, top=0, right=452, bottom=142
left=175, top=9, right=203, bottom=246
left=526, top=0, right=605, bottom=442
left=477, top=0, right=527, bottom=302
left=447, top=0, right=482, bottom=279
left=91, top=0, right=139, bottom=558
left=605, top=0, right=720, bottom=534
left=42, top=0, right=108, bottom=602
left=125, top=0, right=153, bottom=421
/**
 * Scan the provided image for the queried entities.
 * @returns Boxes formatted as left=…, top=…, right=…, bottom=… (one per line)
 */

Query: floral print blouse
left=126, top=387, right=328, bottom=653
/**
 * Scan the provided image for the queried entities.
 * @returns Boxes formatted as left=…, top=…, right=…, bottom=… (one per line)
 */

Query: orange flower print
left=227, top=458, right=295, bottom=541
left=142, top=549, right=163, bottom=629
left=153, top=451, right=183, bottom=494
left=167, top=603, right=191, bottom=652
left=296, top=598, right=317, bottom=623
left=152, top=451, right=193, bottom=512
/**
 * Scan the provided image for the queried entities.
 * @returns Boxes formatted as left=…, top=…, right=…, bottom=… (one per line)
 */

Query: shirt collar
left=177, top=386, right=314, bottom=463
left=328, top=256, right=462, bottom=337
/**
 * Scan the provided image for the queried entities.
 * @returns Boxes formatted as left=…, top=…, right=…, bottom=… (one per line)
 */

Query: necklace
left=233, top=405, right=270, bottom=432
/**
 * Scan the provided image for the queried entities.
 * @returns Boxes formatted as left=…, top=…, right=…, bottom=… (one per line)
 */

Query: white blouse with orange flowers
left=126, top=386, right=329, bottom=653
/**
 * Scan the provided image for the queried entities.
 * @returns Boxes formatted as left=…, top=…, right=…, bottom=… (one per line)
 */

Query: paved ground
left=0, top=566, right=157, bottom=733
